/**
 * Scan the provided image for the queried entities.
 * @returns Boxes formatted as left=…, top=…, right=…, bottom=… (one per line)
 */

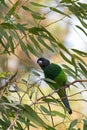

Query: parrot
left=37, top=57, right=72, bottom=114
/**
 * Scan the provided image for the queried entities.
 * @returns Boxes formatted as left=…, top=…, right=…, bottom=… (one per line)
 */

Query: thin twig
left=7, top=78, right=87, bottom=129
left=30, top=79, right=87, bottom=106
left=7, top=110, right=20, bottom=130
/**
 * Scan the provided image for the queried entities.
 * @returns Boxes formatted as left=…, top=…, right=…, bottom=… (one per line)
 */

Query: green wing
left=44, top=63, right=67, bottom=94
left=53, top=69, right=67, bottom=97
left=44, top=63, right=72, bottom=114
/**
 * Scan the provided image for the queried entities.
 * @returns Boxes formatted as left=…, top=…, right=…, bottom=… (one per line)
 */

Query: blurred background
left=0, top=0, right=87, bottom=129
left=0, top=0, right=86, bottom=71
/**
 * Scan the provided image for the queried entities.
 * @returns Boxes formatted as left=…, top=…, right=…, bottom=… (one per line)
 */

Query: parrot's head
left=37, top=57, right=50, bottom=70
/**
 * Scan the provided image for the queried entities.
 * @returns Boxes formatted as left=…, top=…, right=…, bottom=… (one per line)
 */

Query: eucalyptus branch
left=30, top=79, right=87, bottom=106
left=68, top=79, right=87, bottom=86
left=7, top=111, right=19, bottom=130
left=7, top=78, right=87, bottom=130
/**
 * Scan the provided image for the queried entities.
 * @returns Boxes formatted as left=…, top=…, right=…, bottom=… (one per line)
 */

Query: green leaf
left=29, top=35, right=43, bottom=52
left=32, top=13, right=45, bottom=20
left=27, top=43, right=39, bottom=56
left=22, top=5, right=32, bottom=11
left=39, top=31, right=56, bottom=43
left=0, top=23, right=16, bottom=29
left=8, top=30, right=19, bottom=40
left=64, top=69, right=77, bottom=79
left=29, top=27, right=43, bottom=35
left=17, top=23, right=26, bottom=35
left=46, top=126, right=56, bottom=130
left=58, top=43, right=71, bottom=56
left=29, top=26, right=56, bottom=42
left=51, top=111, right=65, bottom=118
left=50, top=7, right=70, bottom=17
left=76, top=25, right=87, bottom=36
left=15, top=122, right=24, bottom=130
left=0, top=39, right=10, bottom=54
left=78, top=17, right=87, bottom=28
left=63, top=64, right=76, bottom=75
left=3, top=103, right=19, bottom=110
left=73, top=54, right=87, bottom=66
left=0, top=119, right=10, bottom=129
left=43, top=98, right=58, bottom=103
left=71, top=56, right=77, bottom=76
left=40, top=26, right=56, bottom=42
left=68, top=119, right=78, bottom=130
left=72, top=49, right=87, bottom=57
left=78, top=63, right=87, bottom=76
left=22, top=5, right=40, bottom=15
left=18, top=117, right=37, bottom=128
left=44, top=78, right=56, bottom=84
left=32, top=70, right=40, bottom=77
left=40, top=105, right=53, bottom=115
left=60, top=51, right=72, bottom=65
left=8, top=36, right=14, bottom=53
left=5, top=1, right=19, bottom=19
left=21, top=104, right=48, bottom=128
left=38, top=36, right=54, bottom=52
left=19, top=39, right=29, bottom=57
left=30, top=2, right=48, bottom=8
left=2, top=115, right=10, bottom=126
left=0, top=0, right=7, bottom=6
left=83, top=119, right=87, bottom=130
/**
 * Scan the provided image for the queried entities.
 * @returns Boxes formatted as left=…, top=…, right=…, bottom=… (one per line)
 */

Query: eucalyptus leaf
left=40, top=105, right=53, bottom=116
left=60, top=51, right=72, bottom=65
left=30, top=2, right=48, bottom=8
left=21, top=104, right=47, bottom=128
left=68, top=119, right=78, bottom=130
left=44, top=78, right=56, bottom=84
left=83, top=119, right=87, bottom=130
left=50, top=7, right=70, bottom=17
left=5, top=1, right=19, bottom=19
left=51, top=111, right=65, bottom=118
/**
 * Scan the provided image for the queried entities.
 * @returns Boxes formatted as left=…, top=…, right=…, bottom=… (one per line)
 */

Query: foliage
left=0, top=0, right=87, bottom=130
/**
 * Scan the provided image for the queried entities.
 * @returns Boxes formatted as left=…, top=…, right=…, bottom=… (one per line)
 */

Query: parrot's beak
left=37, top=60, right=42, bottom=65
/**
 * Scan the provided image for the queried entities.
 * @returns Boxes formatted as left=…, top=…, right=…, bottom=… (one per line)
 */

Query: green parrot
left=37, top=57, right=72, bottom=114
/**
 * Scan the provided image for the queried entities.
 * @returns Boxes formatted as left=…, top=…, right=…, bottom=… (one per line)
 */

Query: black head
left=37, top=57, right=50, bottom=70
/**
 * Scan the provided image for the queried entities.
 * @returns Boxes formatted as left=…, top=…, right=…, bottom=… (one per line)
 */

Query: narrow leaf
left=29, top=35, right=43, bottom=52
left=40, top=105, right=53, bottom=115
left=32, top=70, right=41, bottom=76
left=38, top=36, right=54, bottom=52
left=50, top=7, right=70, bottom=17
left=32, top=13, right=45, bottom=20
left=60, top=51, right=72, bottom=65
left=51, top=111, right=65, bottom=118
left=43, top=98, right=58, bottom=103
left=68, top=119, right=78, bottom=130
left=79, top=63, right=87, bottom=75
left=76, top=25, right=87, bottom=36
left=44, top=78, right=56, bottom=84
left=83, top=119, right=87, bottom=130
left=8, top=36, right=14, bottom=53
left=5, top=1, right=19, bottom=19
left=72, top=49, right=87, bottom=57
left=27, top=43, right=39, bottom=56
left=21, top=104, right=47, bottom=128
left=19, top=39, right=29, bottom=57
left=58, top=43, right=71, bottom=56
left=30, top=2, right=48, bottom=7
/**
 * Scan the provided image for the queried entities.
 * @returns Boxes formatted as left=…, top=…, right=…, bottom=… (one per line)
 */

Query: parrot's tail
left=61, top=97, right=72, bottom=114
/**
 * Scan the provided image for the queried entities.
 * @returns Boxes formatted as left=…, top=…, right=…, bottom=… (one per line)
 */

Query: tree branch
left=7, top=79, right=87, bottom=129
left=30, top=79, right=87, bottom=106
